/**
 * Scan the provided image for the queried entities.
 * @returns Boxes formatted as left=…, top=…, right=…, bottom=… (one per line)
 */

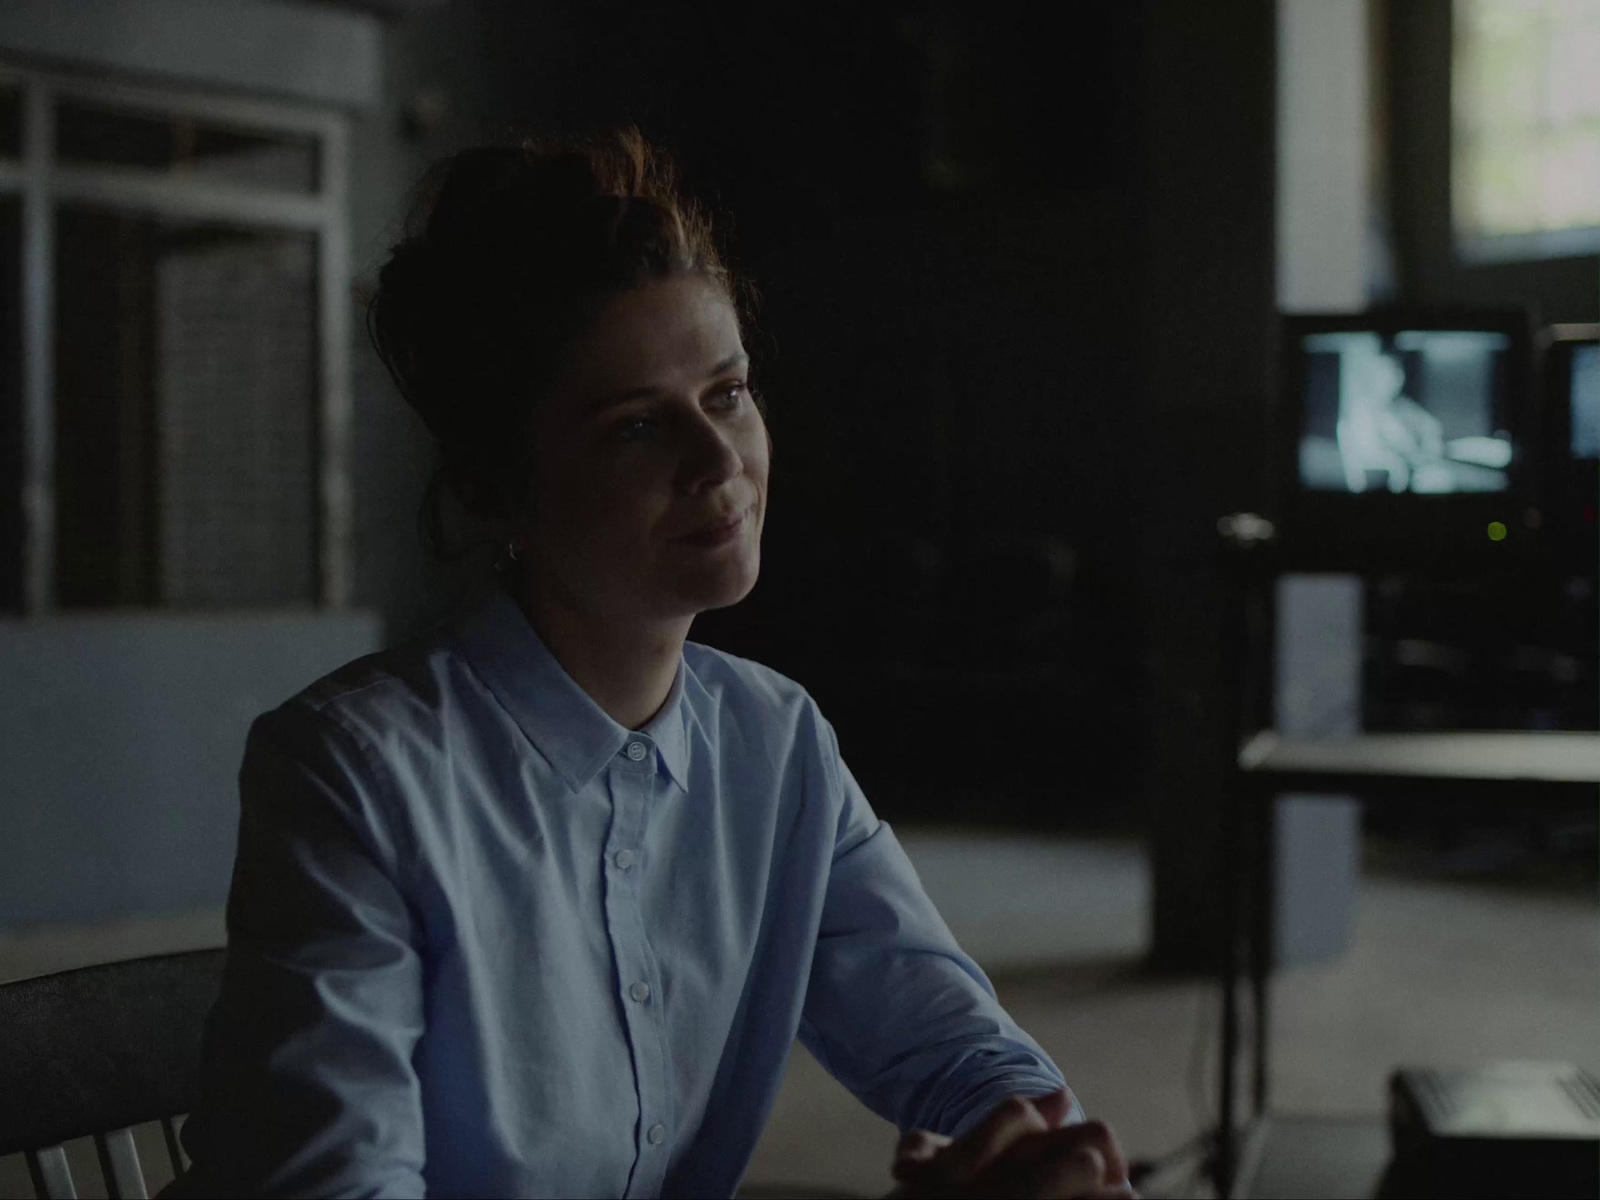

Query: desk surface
left=1239, top=731, right=1600, bottom=785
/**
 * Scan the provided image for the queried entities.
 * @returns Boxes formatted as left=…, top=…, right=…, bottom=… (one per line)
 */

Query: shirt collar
left=450, top=582, right=692, bottom=795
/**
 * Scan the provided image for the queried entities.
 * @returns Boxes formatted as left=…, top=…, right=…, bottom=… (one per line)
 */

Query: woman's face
left=517, top=275, right=769, bottom=626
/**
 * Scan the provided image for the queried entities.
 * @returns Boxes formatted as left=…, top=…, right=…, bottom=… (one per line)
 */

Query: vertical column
left=20, top=74, right=52, bottom=614
left=1277, top=0, right=1371, bottom=314
left=318, top=114, right=354, bottom=609
left=1272, top=575, right=1363, bottom=965
left=1271, top=0, right=1372, bottom=967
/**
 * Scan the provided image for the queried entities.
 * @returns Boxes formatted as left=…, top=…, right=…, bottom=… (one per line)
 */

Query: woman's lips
left=678, top=508, right=747, bottom=546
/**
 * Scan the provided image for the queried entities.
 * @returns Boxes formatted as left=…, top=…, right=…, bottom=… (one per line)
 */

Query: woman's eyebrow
left=586, top=353, right=750, bottom=414
left=705, top=352, right=750, bottom=379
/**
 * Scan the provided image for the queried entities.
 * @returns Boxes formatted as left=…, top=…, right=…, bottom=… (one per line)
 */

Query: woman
left=168, top=129, right=1133, bottom=1199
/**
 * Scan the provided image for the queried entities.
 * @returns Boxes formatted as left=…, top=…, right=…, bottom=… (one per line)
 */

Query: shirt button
left=629, top=980, right=651, bottom=1003
left=647, top=1123, right=666, bottom=1145
left=614, top=848, right=635, bottom=869
left=626, top=741, right=647, bottom=761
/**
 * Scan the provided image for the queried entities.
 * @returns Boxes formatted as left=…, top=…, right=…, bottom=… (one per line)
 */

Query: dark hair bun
left=367, top=127, right=744, bottom=554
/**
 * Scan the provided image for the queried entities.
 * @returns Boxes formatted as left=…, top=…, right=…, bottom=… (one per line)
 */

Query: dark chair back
left=0, top=948, right=225, bottom=1199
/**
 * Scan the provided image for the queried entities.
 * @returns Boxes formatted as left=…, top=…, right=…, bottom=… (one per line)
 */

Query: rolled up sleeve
left=169, top=703, right=428, bottom=1199
left=797, top=716, right=1082, bottom=1141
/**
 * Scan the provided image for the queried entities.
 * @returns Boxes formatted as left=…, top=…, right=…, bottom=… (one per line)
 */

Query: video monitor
left=1296, top=329, right=1516, bottom=495
left=1540, top=325, right=1599, bottom=552
left=1569, top=340, right=1597, bottom=461
left=1277, top=310, right=1535, bottom=570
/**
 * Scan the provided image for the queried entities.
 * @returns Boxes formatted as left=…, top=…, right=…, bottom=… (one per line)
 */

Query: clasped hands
left=885, top=1090, right=1136, bottom=1199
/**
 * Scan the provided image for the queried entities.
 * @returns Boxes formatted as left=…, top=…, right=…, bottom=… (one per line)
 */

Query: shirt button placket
left=612, top=736, right=668, bottom=1192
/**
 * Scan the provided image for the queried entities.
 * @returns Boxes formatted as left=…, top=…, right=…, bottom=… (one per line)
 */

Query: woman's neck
left=513, top=577, right=690, bottom=732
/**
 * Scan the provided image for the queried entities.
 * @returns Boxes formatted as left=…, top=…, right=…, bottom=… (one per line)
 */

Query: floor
left=0, top=828, right=1593, bottom=1199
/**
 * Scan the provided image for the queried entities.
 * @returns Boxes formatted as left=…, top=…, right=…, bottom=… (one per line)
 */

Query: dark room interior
left=0, top=2, right=1595, bottom=1198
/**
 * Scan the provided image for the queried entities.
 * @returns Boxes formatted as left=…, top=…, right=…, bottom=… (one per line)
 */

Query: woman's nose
left=681, top=412, right=742, bottom=489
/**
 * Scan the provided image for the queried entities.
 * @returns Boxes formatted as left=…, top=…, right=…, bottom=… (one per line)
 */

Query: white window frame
left=0, top=61, right=353, bottom=613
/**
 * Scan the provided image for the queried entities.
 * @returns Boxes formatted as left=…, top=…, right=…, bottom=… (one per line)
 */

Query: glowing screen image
left=1571, top=342, right=1598, bottom=460
left=1298, top=330, right=1513, bottom=494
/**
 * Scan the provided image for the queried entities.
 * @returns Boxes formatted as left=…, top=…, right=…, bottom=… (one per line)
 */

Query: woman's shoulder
left=261, top=621, right=466, bottom=757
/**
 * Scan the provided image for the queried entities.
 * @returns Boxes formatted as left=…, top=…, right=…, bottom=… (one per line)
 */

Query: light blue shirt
left=175, top=582, right=1077, bottom=1198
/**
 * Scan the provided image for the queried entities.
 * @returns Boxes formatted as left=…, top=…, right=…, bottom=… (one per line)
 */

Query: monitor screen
left=1297, top=329, right=1514, bottom=494
left=1570, top=341, right=1598, bottom=461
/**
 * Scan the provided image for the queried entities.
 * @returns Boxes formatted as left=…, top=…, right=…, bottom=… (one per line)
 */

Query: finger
left=891, top=1131, right=954, bottom=1184
left=968, top=1145, right=1102, bottom=1199
left=1006, top=1119, right=1131, bottom=1187
left=894, top=1128, right=951, bottom=1162
left=1023, top=1145, right=1107, bottom=1198
left=938, top=1095, right=1050, bottom=1184
left=1071, top=1120, right=1128, bottom=1186
left=1031, top=1088, right=1076, bottom=1128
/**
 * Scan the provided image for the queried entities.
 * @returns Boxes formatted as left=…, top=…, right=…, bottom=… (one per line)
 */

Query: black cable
left=1125, top=985, right=1217, bottom=1192
left=1129, top=941, right=1263, bottom=1196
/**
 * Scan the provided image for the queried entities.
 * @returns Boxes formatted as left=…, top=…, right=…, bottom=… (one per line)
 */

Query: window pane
left=55, top=97, right=320, bottom=192
left=1454, top=0, right=1600, bottom=255
left=0, top=85, right=19, bottom=158
left=54, top=207, right=318, bottom=608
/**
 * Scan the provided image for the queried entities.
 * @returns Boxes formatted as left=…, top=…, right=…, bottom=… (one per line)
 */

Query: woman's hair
left=367, top=126, right=758, bottom=558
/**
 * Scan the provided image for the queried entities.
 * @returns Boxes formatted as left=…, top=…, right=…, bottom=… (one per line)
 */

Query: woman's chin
left=675, top=556, right=760, bottom=615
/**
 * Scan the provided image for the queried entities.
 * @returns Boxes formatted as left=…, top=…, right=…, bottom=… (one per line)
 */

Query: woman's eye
left=615, top=417, right=656, bottom=442
left=613, top=385, right=747, bottom=442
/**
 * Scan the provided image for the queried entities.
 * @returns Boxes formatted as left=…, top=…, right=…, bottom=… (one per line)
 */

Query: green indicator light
left=1486, top=520, right=1508, bottom=542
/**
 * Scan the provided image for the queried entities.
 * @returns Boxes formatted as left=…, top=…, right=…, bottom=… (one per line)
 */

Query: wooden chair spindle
left=24, top=1145, right=77, bottom=1200
left=161, top=1115, right=188, bottom=1175
left=93, top=1127, right=148, bottom=1199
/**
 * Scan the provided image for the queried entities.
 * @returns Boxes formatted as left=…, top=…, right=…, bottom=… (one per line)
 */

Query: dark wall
left=354, top=3, right=1278, bottom=847
left=346, top=0, right=496, bottom=643
left=1133, top=0, right=1277, bottom=969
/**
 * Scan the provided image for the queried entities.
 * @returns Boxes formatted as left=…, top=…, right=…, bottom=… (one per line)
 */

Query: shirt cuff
left=944, top=1080, right=1086, bottom=1141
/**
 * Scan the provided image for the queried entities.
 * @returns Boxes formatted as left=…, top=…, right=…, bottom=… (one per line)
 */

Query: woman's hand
left=885, top=1091, right=1137, bottom=1199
